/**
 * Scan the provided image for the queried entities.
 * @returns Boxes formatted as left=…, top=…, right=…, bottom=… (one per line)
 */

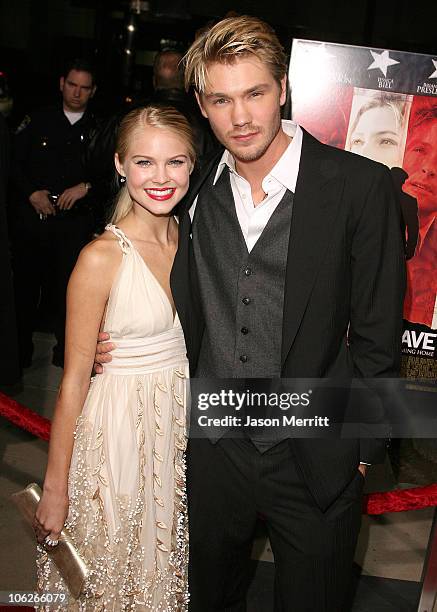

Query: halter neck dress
left=37, top=224, right=189, bottom=611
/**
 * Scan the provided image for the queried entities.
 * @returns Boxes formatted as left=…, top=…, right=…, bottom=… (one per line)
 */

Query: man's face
left=403, top=120, right=437, bottom=214
left=196, top=56, right=286, bottom=164
left=60, top=69, right=95, bottom=113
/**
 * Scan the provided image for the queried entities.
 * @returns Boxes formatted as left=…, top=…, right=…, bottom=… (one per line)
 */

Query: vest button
left=244, top=267, right=252, bottom=276
left=241, top=327, right=249, bottom=334
left=239, top=355, right=248, bottom=363
left=242, top=297, right=250, bottom=305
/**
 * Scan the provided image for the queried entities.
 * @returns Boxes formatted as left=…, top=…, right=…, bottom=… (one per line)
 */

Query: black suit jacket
left=171, top=130, right=405, bottom=510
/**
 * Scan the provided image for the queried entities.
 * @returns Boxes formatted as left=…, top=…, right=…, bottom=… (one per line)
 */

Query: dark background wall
left=0, top=0, right=436, bottom=122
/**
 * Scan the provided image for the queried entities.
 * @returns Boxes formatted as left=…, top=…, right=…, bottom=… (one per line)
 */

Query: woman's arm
left=34, top=239, right=119, bottom=545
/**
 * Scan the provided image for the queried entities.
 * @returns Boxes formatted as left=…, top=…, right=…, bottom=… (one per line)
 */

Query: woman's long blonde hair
left=110, top=105, right=196, bottom=224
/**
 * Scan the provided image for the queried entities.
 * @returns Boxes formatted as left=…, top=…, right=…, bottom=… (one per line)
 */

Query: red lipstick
left=145, top=188, right=176, bottom=201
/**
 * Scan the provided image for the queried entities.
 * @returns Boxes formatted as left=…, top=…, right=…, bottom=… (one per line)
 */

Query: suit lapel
left=281, top=130, right=345, bottom=364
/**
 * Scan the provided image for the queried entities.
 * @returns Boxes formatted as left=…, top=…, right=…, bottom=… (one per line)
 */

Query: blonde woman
left=34, top=106, right=195, bottom=610
left=346, top=90, right=411, bottom=168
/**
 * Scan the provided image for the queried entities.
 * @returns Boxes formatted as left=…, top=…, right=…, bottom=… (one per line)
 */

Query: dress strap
left=105, top=224, right=133, bottom=254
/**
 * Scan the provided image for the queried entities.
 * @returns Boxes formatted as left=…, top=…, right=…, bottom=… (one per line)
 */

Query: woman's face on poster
left=349, top=105, right=402, bottom=168
left=403, top=120, right=437, bottom=214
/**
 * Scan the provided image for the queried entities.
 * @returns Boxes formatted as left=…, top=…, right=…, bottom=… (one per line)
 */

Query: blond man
left=97, top=15, right=405, bottom=611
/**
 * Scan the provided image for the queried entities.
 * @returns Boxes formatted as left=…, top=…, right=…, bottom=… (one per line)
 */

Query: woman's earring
left=120, top=176, right=126, bottom=183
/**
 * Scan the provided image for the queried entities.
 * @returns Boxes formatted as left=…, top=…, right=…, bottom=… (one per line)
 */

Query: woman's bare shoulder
left=74, top=231, right=123, bottom=278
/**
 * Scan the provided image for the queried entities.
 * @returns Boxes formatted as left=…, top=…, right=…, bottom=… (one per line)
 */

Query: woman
left=34, top=106, right=195, bottom=610
left=346, top=91, right=410, bottom=168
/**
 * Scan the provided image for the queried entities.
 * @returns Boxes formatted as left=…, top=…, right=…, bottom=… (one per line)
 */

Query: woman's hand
left=33, top=489, right=69, bottom=546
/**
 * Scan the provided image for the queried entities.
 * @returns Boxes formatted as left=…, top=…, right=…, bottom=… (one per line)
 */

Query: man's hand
left=58, top=182, right=88, bottom=210
left=29, top=189, right=56, bottom=216
left=358, top=464, right=367, bottom=478
left=94, top=331, right=115, bottom=374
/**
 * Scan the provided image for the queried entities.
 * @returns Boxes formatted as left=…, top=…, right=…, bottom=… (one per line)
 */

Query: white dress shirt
left=190, top=120, right=303, bottom=252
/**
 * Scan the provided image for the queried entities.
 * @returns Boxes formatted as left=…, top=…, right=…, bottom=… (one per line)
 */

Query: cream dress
left=37, top=224, right=189, bottom=611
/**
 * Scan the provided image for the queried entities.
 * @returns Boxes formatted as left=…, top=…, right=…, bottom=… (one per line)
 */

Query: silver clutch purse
left=11, top=483, right=89, bottom=599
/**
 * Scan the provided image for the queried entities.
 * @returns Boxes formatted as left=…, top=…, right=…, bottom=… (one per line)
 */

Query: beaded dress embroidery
left=36, top=225, right=189, bottom=611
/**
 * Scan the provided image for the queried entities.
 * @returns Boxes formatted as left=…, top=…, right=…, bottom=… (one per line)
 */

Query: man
left=10, top=58, right=98, bottom=368
left=151, top=49, right=219, bottom=161
left=97, top=16, right=405, bottom=611
left=153, top=48, right=185, bottom=91
left=402, top=106, right=437, bottom=328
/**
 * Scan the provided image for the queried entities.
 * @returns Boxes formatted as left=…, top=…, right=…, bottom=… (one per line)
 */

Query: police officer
left=10, top=58, right=98, bottom=368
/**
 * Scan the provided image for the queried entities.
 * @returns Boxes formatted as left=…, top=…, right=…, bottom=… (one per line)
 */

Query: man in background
left=153, top=49, right=184, bottom=91
left=10, top=58, right=98, bottom=369
left=152, top=49, right=218, bottom=160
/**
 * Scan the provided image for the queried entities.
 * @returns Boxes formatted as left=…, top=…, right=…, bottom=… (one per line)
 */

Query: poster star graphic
left=429, top=59, right=437, bottom=79
left=367, top=50, right=399, bottom=77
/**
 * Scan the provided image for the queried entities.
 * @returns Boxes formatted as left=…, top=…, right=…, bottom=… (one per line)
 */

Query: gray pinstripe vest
left=192, top=168, right=294, bottom=378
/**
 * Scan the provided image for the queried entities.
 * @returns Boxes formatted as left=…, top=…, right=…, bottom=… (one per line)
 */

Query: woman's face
left=115, top=125, right=192, bottom=216
left=349, top=105, right=401, bottom=168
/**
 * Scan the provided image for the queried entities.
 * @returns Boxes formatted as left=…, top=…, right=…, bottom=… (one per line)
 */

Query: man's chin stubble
left=231, top=143, right=271, bottom=163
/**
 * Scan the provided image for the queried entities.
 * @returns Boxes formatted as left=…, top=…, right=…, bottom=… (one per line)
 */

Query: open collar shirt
left=190, top=120, right=303, bottom=252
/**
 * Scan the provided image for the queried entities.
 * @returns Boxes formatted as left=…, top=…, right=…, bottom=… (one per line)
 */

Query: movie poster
left=289, top=40, right=437, bottom=378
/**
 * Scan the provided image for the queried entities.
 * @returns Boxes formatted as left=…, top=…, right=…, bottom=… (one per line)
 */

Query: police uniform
left=10, top=104, right=97, bottom=367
